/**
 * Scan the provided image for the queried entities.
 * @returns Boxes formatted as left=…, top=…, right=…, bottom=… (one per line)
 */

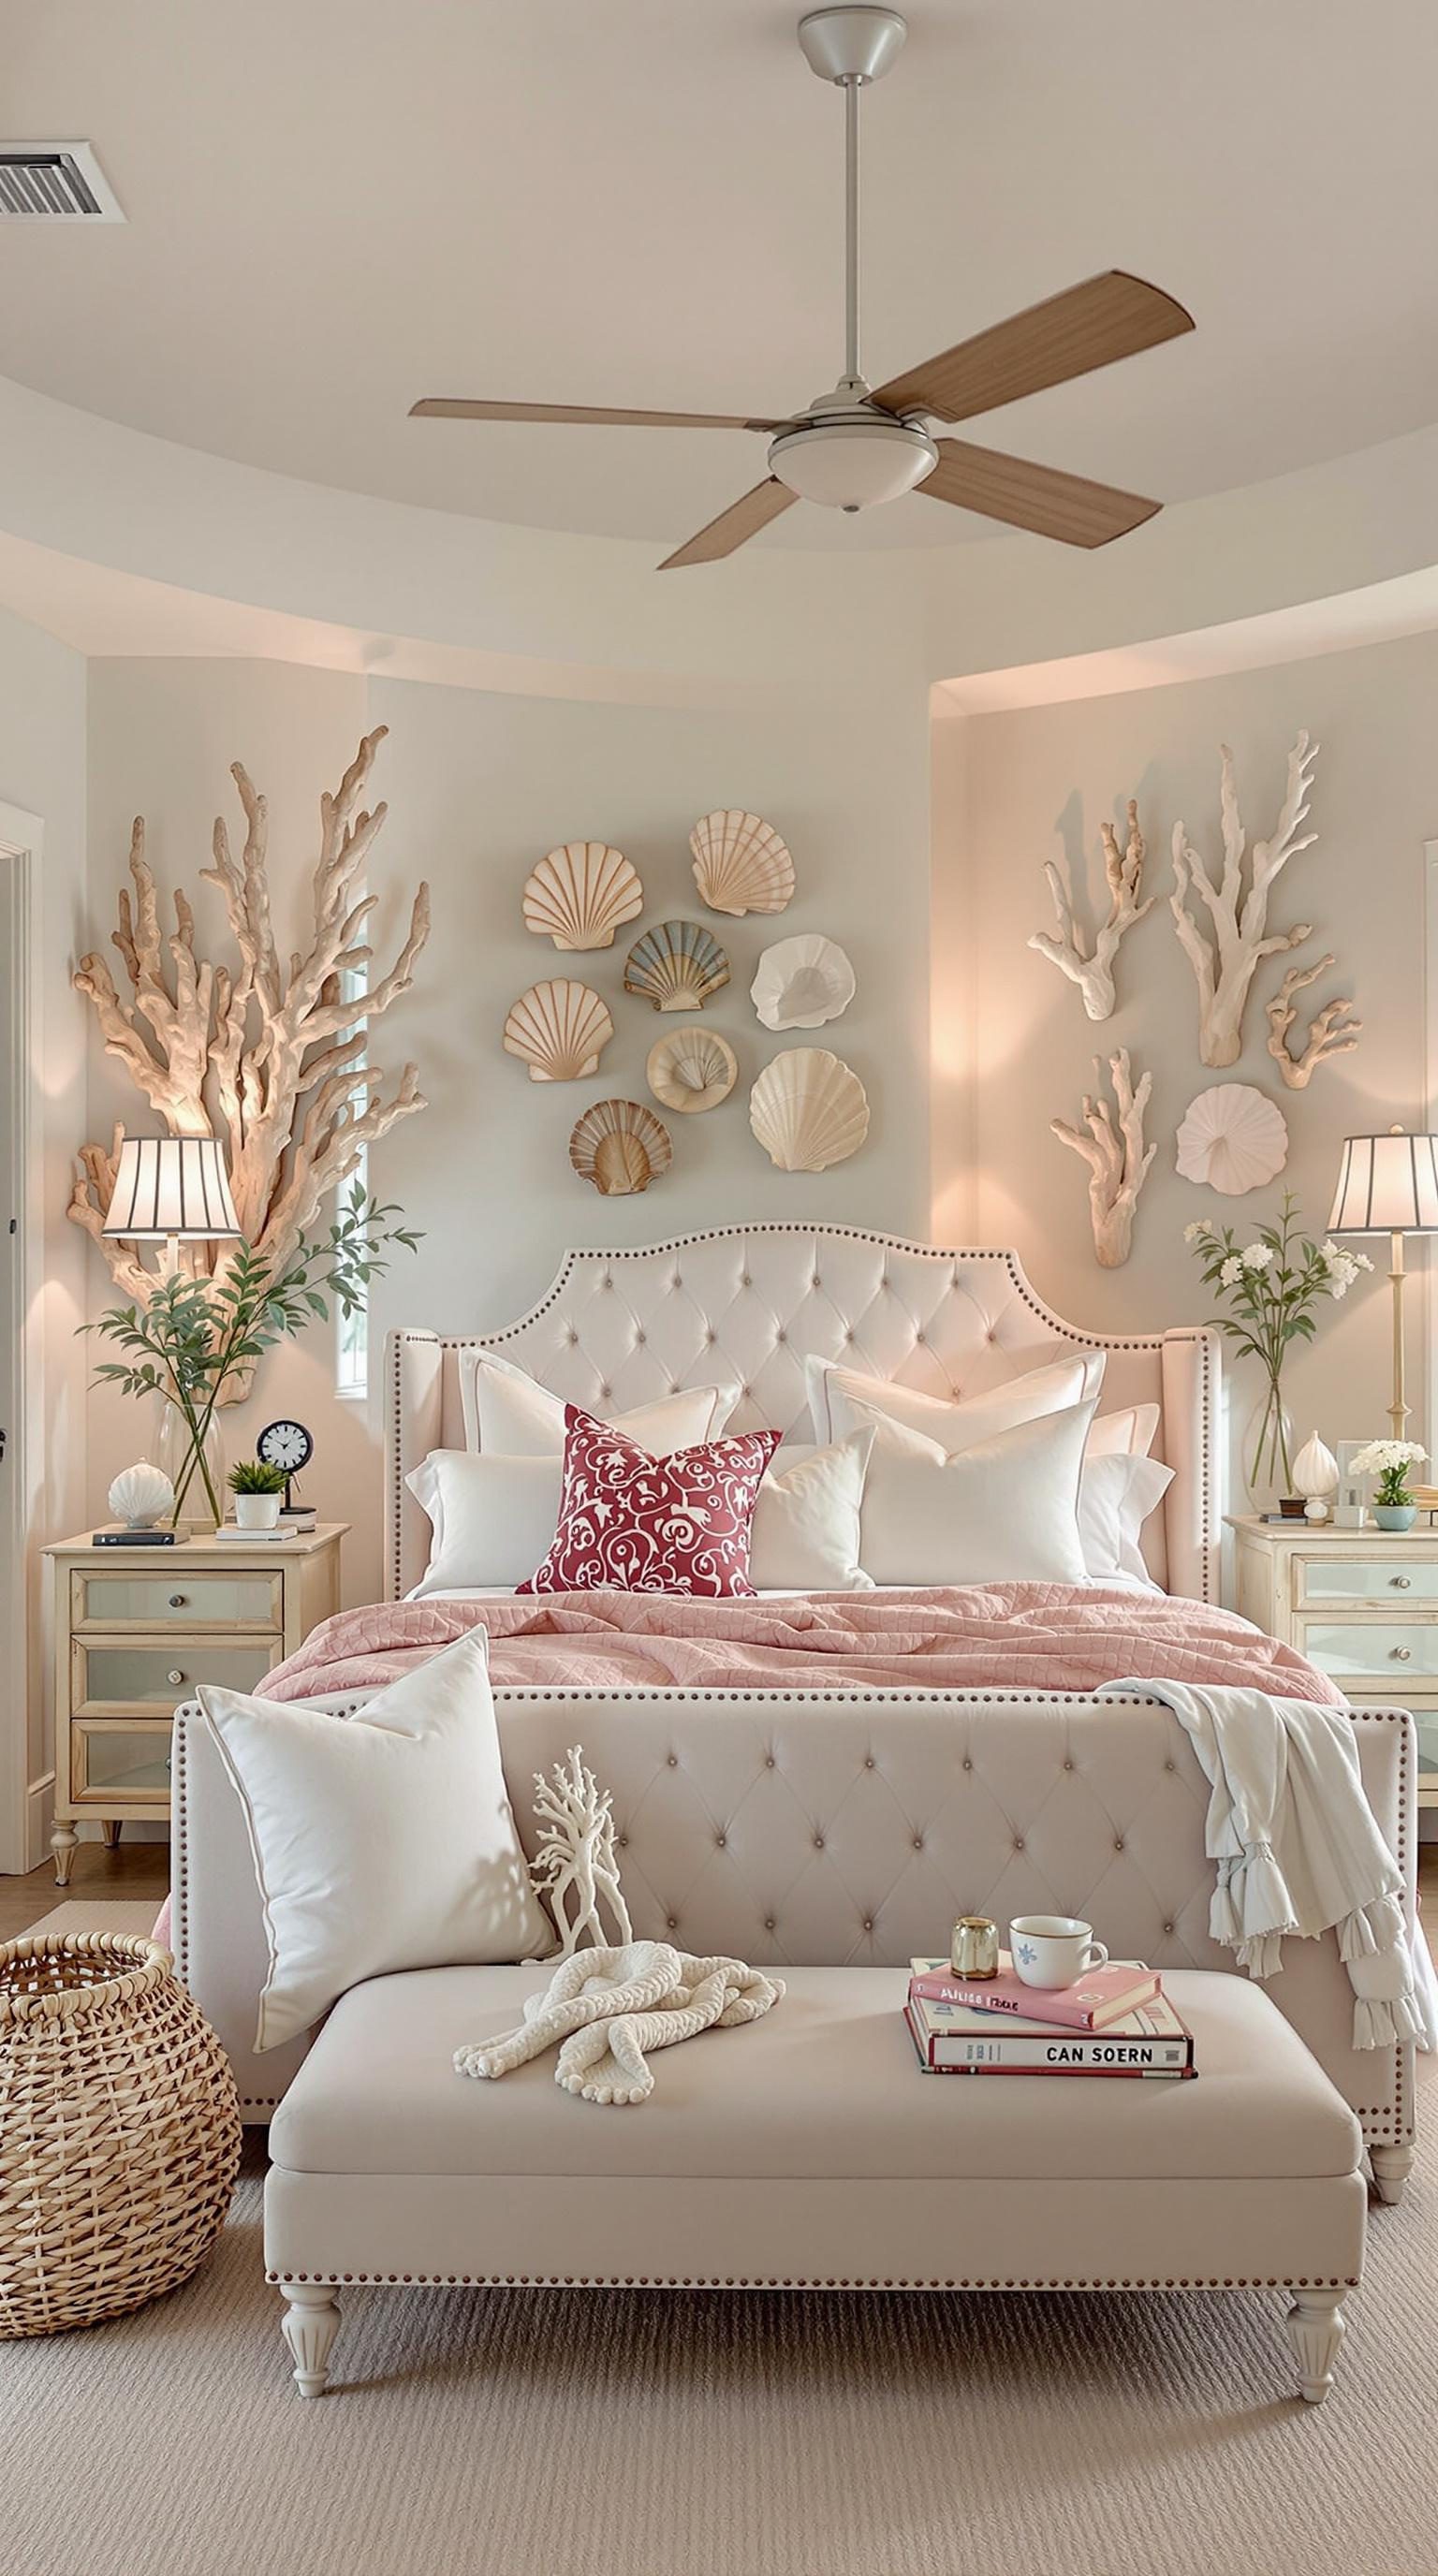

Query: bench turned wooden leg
left=281, top=2284, right=342, bottom=2396
left=1284, top=2291, right=1346, bottom=2404
left=1370, top=2143, right=1414, bottom=2206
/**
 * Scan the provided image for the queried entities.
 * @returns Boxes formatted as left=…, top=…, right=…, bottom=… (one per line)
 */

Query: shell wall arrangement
left=522, top=842, right=644, bottom=951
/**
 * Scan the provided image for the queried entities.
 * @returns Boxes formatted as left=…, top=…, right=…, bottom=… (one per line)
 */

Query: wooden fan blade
left=917, top=438, right=1161, bottom=547
left=657, top=479, right=800, bottom=570
left=873, top=272, right=1194, bottom=425
left=410, top=398, right=786, bottom=431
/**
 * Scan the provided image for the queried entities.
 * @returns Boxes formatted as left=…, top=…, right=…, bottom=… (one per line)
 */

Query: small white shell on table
left=569, top=1098, right=673, bottom=1195
left=522, top=842, right=644, bottom=951
left=1175, top=1083, right=1288, bottom=1194
left=689, top=811, right=795, bottom=917
left=647, top=1028, right=738, bottom=1114
left=751, top=934, right=855, bottom=1032
left=623, top=920, right=730, bottom=1013
left=107, top=1460, right=175, bottom=1529
left=503, top=980, right=614, bottom=1081
left=749, top=1047, right=869, bottom=1172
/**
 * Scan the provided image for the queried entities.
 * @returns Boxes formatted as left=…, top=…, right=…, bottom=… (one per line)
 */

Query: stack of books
left=904, top=1954, right=1195, bottom=2080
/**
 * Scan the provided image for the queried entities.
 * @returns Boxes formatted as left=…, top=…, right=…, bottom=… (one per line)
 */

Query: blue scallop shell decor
left=623, top=919, right=730, bottom=1013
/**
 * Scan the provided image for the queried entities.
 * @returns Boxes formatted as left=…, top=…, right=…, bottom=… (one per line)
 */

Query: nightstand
left=43, top=1525, right=347, bottom=1883
left=1228, top=1515, right=1438, bottom=1807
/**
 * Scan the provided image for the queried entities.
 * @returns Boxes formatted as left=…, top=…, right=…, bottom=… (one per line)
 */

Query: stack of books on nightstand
left=904, top=1955, right=1195, bottom=2079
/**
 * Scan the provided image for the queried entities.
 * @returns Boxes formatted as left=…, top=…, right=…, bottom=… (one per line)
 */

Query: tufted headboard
left=385, top=1225, right=1221, bottom=1603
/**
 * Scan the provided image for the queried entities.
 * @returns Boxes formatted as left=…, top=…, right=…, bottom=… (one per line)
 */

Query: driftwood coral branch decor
left=70, top=729, right=431, bottom=1324
left=1050, top=1046, right=1155, bottom=1267
left=1029, top=798, right=1153, bottom=1022
left=1264, top=954, right=1362, bottom=1090
left=1170, top=734, right=1319, bottom=1067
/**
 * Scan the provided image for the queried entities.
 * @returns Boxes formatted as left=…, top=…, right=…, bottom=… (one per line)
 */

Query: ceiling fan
left=410, top=6, right=1195, bottom=570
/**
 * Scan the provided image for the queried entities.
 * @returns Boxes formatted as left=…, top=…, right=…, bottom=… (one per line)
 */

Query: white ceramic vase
left=233, top=1493, right=282, bottom=1530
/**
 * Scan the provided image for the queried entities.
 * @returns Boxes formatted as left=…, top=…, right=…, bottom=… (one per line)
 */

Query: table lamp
left=1328, top=1125, right=1438, bottom=1440
left=102, top=1134, right=242, bottom=1264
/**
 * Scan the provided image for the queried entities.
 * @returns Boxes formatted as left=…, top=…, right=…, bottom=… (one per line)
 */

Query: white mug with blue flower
left=1008, top=1915, right=1108, bottom=1991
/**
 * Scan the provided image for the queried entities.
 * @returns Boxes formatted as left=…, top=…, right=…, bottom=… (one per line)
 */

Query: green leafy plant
left=228, top=1457, right=286, bottom=1497
left=1184, top=1192, right=1371, bottom=1500
left=86, top=1183, right=420, bottom=1524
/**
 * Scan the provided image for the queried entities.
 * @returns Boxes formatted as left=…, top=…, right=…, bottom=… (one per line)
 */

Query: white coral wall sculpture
left=1264, top=954, right=1362, bottom=1090
left=69, top=728, right=431, bottom=1337
left=1050, top=1047, right=1156, bottom=1268
left=1170, top=734, right=1320, bottom=1068
left=529, top=1746, right=634, bottom=1958
left=1029, top=798, right=1153, bottom=1022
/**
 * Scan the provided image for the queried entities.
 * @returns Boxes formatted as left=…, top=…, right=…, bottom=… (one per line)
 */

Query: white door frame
left=0, top=805, right=48, bottom=1873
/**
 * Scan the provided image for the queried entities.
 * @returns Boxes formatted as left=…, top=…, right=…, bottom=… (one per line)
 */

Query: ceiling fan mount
left=410, top=8, right=1196, bottom=567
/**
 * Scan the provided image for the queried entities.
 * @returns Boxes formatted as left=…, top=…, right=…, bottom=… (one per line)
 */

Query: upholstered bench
left=264, top=1963, right=1366, bottom=2404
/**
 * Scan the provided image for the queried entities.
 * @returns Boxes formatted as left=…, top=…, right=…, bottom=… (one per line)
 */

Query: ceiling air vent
left=0, top=142, right=124, bottom=221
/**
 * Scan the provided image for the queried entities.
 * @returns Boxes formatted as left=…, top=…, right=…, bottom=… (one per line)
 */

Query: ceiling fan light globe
left=767, top=417, right=937, bottom=510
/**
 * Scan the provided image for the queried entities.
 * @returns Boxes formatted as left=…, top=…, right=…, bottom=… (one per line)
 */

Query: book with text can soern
left=905, top=1988, right=1195, bottom=2077
left=908, top=1954, right=1161, bottom=2031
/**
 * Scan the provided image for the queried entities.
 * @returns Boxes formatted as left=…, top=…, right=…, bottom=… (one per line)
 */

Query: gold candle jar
left=950, top=1915, right=1000, bottom=1979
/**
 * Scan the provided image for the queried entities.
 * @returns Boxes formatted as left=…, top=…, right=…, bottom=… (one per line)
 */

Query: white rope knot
left=455, top=1940, right=784, bottom=2107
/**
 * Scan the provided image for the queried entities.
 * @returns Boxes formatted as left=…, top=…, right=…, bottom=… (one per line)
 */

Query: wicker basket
left=0, top=1931, right=241, bottom=2338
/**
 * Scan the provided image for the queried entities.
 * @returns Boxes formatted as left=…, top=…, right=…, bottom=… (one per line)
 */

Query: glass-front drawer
left=72, top=1569, right=282, bottom=1631
left=1299, top=1556, right=1438, bottom=1606
left=71, top=1721, right=174, bottom=1805
left=1416, top=1711, right=1438, bottom=1805
left=1299, top=1619, right=1438, bottom=1684
left=72, top=1638, right=279, bottom=1714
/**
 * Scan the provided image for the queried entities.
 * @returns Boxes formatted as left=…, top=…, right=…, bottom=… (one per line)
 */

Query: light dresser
left=44, top=1525, right=346, bottom=1882
left=1229, top=1515, right=1438, bottom=1808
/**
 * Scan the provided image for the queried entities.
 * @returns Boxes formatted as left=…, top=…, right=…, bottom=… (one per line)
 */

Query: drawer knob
left=167, top=1669, right=185, bottom=1688
left=1390, top=1647, right=1413, bottom=1663
left=1390, top=1575, right=1412, bottom=1590
left=168, top=1594, right=186, bottom=1609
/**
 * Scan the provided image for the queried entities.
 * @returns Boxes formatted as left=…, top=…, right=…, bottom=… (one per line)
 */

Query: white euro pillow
left=199, top=1629, right=549, bottom=2050
left=747, top=1427, right=875, bottom=1591
left=459, top=1348, right=739, bottom=1456
left=1086, top=1402, right=1161, bottom=1460
left=857, top=1399, right=1095, bottom=1587
left=406, top=1450, right=563, bottom=1594
left=808, top=1348, right=1104, bottom=1454
left=1078, top=1452, right=1174, bottom=1588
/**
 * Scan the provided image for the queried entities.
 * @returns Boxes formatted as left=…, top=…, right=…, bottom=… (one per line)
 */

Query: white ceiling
left=1, top=0, right=1436, bottom=555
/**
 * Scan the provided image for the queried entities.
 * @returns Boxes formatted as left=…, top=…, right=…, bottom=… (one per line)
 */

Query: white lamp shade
left=1328, top=1131, right=1438, bottom=1235
left=102, top=1135, right=242, bottom=1240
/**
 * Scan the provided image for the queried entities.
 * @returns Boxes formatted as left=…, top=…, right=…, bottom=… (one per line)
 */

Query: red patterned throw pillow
left=519, top=1405, right=781, bottom=1599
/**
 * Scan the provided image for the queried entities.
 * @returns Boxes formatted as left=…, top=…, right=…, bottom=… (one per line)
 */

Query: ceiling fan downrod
left=798, top=7, right=907, bottom=393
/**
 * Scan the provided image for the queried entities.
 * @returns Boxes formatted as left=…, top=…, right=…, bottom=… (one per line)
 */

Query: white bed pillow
left=406, top=1450, right=563, bottom=1594
left=1078, top=1453, right=1174, bottom=1588
left=199, top=1630, right=550, bottom=2051
left=1086, top=1402, right=1161, bottom=1460
left=857, top=1399, right=1095, bottom=1588
left=459, top=1348, right=739, bottom=1456
left=747, top=1427, right=875, bottom=1592
left=808, top=1348, right=1104, bottom=1454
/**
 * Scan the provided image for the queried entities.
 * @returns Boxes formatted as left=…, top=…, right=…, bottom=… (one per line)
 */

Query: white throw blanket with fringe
left=1104, top=1678, right=1437, bottom=2050
left=454, top=1941, right=785, bottom=2106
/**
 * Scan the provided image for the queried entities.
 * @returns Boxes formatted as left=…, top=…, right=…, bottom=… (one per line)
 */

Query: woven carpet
left=0, top=2058, right=1431, bottom=2576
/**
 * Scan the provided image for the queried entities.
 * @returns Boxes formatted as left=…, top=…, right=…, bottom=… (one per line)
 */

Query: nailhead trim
left=270, top=2269, right=1359, bottom=2291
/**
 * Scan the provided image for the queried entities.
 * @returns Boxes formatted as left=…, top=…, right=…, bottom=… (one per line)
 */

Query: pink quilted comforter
left=259, top=1585, right=1343, bottom=1705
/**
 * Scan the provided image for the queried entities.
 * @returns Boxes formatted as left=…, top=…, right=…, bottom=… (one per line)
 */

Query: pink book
left=908, top=1954, right=1161, bottom=2032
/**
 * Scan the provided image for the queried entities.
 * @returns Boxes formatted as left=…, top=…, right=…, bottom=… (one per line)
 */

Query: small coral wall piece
left=1029, top=798, right=1153, bottom=1023
left=1170, top=735, right=1321, bottom=1068
left=1175, top=1082, right=1289, bottom=1194
left=1050, top=1046, right=1155, bottom=1267
left=1264, top=955, right=1361, bottom=1090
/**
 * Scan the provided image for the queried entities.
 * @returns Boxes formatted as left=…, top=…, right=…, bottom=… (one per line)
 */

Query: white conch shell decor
left=750, top=934, right=856, bottom=1032
left=522, top=842, right=644, bottom=952
left=623, top=920, right=730, bottom=1013
left=689, top=811, right=795, bottom=917
left=108, top=1460, right=175, bottom=1529
left=646, top=1028, right=738, bottom=1114
left=568, top=1098, right=673, bottom=1196
left=503, top=980, right=614, bottom=1082
left=1293, top=1431, right=1340, bottom=1522
left=749, top=1047, right=869, bottom=1173
left=1175, top=1083, right=1289, bottom=1195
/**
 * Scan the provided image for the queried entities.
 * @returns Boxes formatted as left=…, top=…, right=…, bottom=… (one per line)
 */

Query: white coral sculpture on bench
left=1264, top=954, right=1362, bottom=1090
left=529, top=1745, right=634, bottom=1956
left=1170, top=733, right=1320, bottom=1069
left=69, top=727, right=431, bottom=1333
left=1029, top=798, right=1153, bottom=1022
left=1051, top=1046, right=1156, bottom=1269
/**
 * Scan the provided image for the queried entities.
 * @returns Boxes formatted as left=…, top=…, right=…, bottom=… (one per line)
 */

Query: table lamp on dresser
left=1328, top=1125, right=1438, bottom=1440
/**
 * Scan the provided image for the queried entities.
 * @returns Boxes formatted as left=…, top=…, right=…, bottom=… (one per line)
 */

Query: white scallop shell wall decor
left=1174, top=1083, right=1289, bottom=1195
left=503, top=980, right=614, bottom=1082
left=689, top=811, right=796, bottom=917
left=623, top=919, right=730, bottom=1013
left=647, top=1028, right=738, bottom=1115
left=108, top=1460, right=175, bottom=1529
left=522, top=842, right=644, bottom=951
left=569, top=1098, right=673, bottom=1196
left=749, top=1047, right=870, bottom=1173
left=751, top=933, right=855, bottom=1032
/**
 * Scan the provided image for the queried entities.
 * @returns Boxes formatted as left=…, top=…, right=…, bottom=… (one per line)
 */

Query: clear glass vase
left=152, top=1395, right=227, bottom=1531
left=1243, top=1383, right=1297, bottom=1514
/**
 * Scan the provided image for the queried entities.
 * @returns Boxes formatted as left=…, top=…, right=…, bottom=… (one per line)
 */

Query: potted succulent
left=228, top=1457, right=287, bottom=1530
left=1347, top=1439, right=1429, bottom=1532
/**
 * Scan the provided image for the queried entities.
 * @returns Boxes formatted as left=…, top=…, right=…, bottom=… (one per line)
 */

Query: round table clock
left=256, top=1419, right=314, bottom=1512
